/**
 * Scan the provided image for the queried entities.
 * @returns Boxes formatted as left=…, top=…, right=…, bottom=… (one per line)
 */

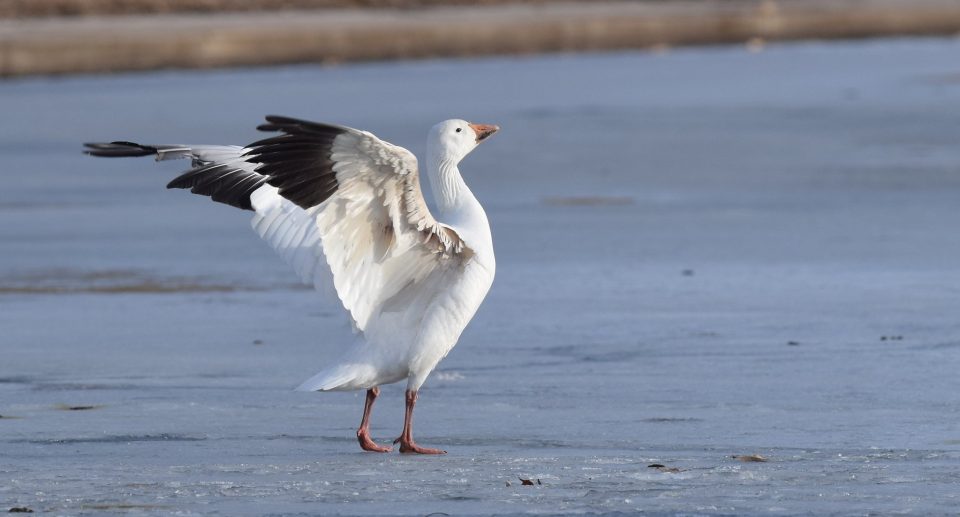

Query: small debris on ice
left=648, top=463, right=682, bottom=473
left=732, top=454, right=768, bottom=462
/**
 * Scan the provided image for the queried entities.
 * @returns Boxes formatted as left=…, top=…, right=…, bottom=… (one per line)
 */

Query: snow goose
left=85, top=116, right=499, bottom=454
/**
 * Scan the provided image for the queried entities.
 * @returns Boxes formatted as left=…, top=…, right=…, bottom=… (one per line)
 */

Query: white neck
left=425, top=150, right=494, bottom=251
left=424, top=146, right=495, bottom=268
left=426, top=153, right=475, bottom=215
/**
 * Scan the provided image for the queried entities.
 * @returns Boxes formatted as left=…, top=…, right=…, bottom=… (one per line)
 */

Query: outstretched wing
left=246, top=116, right=473, bottom=337
left=84, top=142, right=268, bottom=210
left=86, top=116, right=473, bottom=340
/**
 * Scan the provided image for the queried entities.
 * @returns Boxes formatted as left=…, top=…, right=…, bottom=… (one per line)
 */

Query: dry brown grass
left=1, top=0, right=574, bottom=18
left=4, top=0, right=959, bottom=77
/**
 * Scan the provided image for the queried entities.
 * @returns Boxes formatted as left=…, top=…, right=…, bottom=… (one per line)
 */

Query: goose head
left=428, top=119, right=499, bottom=164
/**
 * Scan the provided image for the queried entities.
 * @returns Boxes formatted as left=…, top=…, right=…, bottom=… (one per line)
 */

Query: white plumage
left=85, top=116, right=499, bottom=453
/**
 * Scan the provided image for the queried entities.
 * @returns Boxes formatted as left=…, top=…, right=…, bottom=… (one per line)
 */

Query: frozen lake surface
left=2, top=38, right=960, bottom=515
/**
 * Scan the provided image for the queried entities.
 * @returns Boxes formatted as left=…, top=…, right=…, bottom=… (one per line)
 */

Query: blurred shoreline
left=5, top=0, right=579, bottom=19
left=2, top=0, right=960, bottom=77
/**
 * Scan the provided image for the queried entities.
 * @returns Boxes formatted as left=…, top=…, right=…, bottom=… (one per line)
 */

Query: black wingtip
left=257, top=115, right=299, bottom=132
left=264, top=115, right=302, bottom=125
left=84, top=141, right=158, bottom=158
left=255, top=114, right=284, bottom=132
left=257, top=115, right=345, bottom=136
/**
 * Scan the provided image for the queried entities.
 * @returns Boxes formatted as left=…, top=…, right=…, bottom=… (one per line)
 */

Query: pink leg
left=357, top=387, right=392, bottom=453
left=394, top=389, right=446, bottom=454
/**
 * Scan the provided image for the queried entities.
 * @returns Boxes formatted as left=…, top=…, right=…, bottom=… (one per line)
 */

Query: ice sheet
left=2, top=38, right=960, bottom=515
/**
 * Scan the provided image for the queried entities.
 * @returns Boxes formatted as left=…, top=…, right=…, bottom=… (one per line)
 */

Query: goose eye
left=455, top=128, right=462, bottom=133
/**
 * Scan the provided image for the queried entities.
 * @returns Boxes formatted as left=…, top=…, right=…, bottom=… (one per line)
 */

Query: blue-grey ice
left=2, top=37, right=960, bottom=515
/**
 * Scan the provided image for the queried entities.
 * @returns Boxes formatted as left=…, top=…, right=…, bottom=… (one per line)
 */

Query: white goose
left=85, top=116, right=499, bottom=454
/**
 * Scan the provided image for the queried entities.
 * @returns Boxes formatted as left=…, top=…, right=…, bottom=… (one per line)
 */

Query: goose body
left=86, top=116, right=499, bottom=453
